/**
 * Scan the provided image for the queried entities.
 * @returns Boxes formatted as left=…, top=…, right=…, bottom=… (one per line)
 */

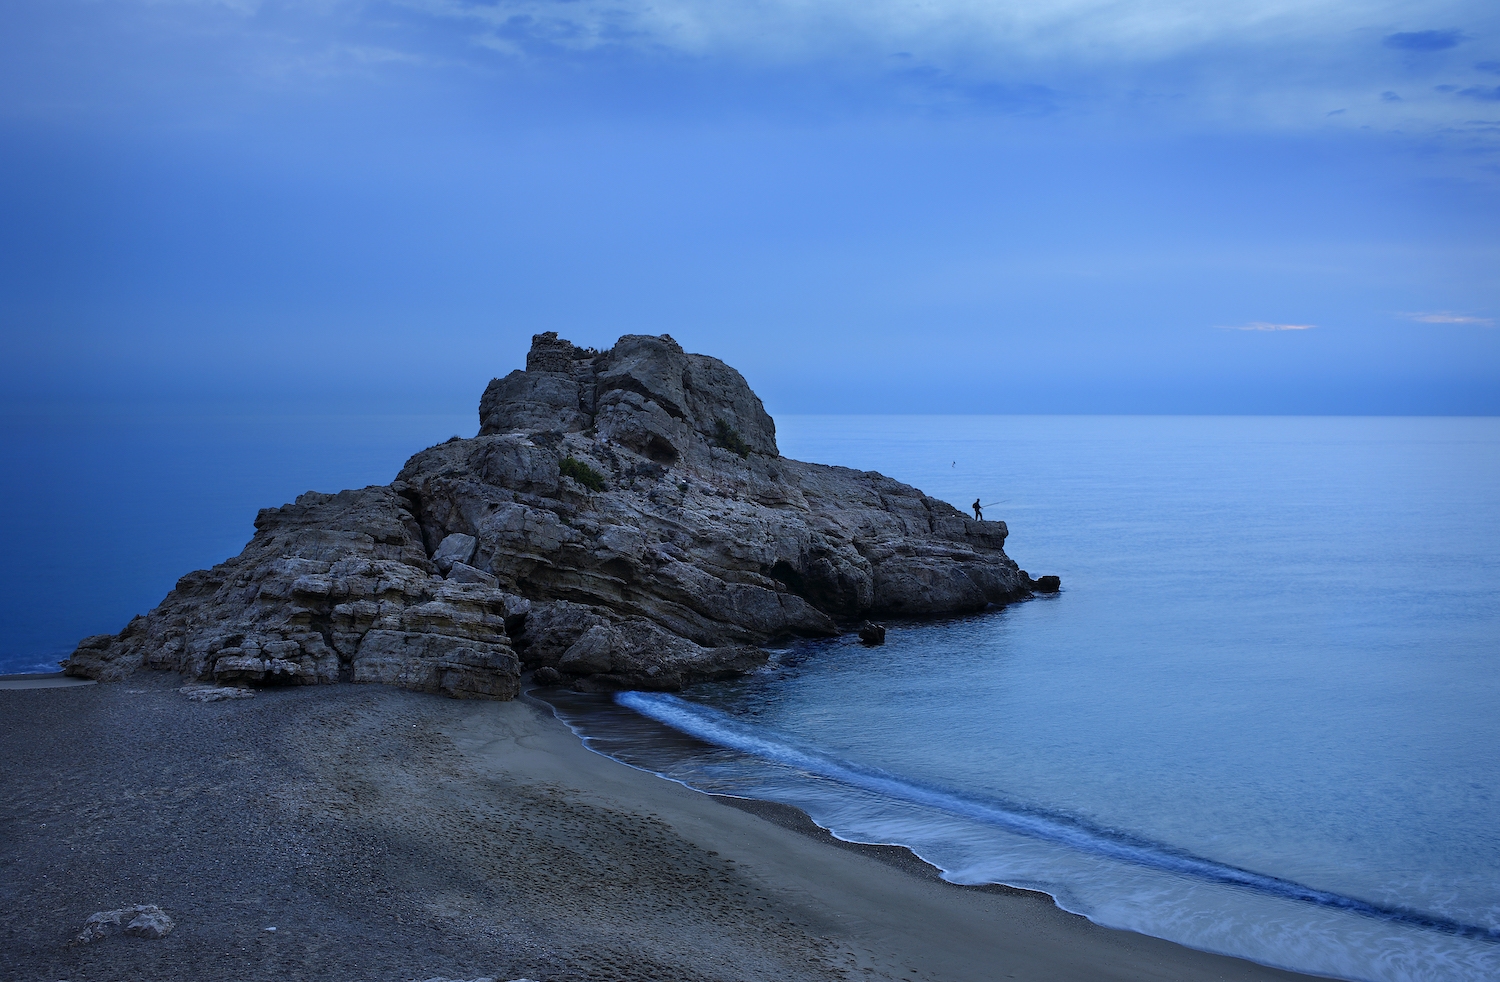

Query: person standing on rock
left=973, top=499, right=983, bottom=521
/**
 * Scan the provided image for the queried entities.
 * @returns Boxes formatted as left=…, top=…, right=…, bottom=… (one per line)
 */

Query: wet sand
left=1, top=674, right=1322, bottom=981
left=0, top=671, right=95, bottom=689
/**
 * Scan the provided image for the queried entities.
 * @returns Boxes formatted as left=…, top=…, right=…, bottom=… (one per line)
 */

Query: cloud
left=382, top=3, right=1500, bottom=144
left=1458, top=85, right=1500, bottom=101
left=1221, top=322, right=1317, bottom=331
left=7, top=0, right=1500, bottom=158
left=1380, top=90, right=1402, bottom=101
left=394, top=2, right=1486, bottom=84
left=1478, top=61, right=1500, bottom=75
left=1405, top=312, right=1495, bottom=325
left=1383, top=29, right=1469, bottom=52
left=409, top=0, right=1376, bottom=61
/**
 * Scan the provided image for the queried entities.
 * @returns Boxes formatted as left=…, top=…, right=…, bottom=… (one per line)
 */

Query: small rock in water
left=76, top=904, right=175, bottom=942
left=180, top=684, right=255, bottom=702
left=857, top=621, right=886, bottom=645
left=1033, top=575, right=1061, bottom=593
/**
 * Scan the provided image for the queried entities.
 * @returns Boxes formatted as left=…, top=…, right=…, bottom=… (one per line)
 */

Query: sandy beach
left=1, top=674, right=1322, bottom=981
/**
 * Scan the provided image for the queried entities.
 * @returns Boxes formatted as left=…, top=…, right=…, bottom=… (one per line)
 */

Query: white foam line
left=617, top=691, right=1500, bottom=943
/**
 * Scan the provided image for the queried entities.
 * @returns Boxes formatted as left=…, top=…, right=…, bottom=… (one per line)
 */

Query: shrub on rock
left=559, top=456, right=606, bottom=492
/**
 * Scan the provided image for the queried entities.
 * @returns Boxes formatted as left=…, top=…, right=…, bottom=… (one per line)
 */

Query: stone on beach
left=180, top=683, right=256, bottom=702
left=76, top=904, right=175, bottom=942
left=64, top=331, right=1043, bottom=697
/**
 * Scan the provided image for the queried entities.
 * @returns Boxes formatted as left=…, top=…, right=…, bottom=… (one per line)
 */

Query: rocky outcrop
left=66, top=332, right=1050, bottom=696
left=66, top=485, right=523, bottom=699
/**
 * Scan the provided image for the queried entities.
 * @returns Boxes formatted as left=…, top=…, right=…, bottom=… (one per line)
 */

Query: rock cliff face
left=66, top=333, right=1045, bottom=698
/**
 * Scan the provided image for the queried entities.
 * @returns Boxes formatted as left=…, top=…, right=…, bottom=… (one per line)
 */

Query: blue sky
left=1, top=0, right=1497, bottom=415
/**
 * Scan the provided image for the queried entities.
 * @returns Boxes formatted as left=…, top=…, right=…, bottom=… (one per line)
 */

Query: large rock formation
left=66, top=333, right=1047, bottom=697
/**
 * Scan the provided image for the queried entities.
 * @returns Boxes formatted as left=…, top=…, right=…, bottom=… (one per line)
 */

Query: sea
left=4, top=412, right=1497, bottom=982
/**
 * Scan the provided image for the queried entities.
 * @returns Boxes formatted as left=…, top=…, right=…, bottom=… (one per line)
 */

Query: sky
left=1, top=0, right=1498, bottom=416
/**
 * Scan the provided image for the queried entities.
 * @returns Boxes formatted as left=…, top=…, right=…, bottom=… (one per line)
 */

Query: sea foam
left=618, top=690, right=1499, bottom=944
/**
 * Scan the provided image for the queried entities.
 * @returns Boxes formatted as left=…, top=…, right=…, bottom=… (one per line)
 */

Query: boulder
left=77, top=904, right=175, bottom=942
left=559, top=624, right=614, bottom=675
left=180, top=684, right=255, bottom=702
left=353, top=630, right=520, bottom=700
left=857, top=621, right=887, bottom=645
left=446, top=562, right=499, bottom=587
left=432, top=532, right=477, bottom=572
left=66, top=332, right=1043, bottom=697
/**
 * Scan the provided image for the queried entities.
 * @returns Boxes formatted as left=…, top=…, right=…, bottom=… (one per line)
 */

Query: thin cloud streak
left=1405, top=312, right=1495, bottom=325
left=1383, top=29, right=1469, bottom=51
left=1221, top=322, right=1318, bottom=331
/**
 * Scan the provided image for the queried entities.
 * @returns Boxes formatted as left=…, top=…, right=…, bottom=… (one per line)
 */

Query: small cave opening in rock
left=600, top=557, right=636, bottom=584
left=769, top=561, right=806, bottom=595
left=644, top=434, right=679, bottom=465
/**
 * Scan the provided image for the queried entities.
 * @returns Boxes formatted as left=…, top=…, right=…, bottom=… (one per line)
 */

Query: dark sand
left=2, top=674, right=1323, bottom=981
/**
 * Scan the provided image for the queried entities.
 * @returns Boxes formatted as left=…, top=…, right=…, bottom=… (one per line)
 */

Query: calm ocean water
left=547, top=415, right=1500, bottom=982
left=0, top=410, right=473, bottom=675
left=4, top=412, right=1497, bottom=980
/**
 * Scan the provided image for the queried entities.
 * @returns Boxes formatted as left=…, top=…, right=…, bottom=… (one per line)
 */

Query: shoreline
left=529, top=686, right=1068, bottom=901
left=526, top=692, right=1330, bottom=981
left=711, top=794, right=1068, bottom=902
left=2, top=674, right=1325, bottom=981
left=0, top=670, right=96, bottom=689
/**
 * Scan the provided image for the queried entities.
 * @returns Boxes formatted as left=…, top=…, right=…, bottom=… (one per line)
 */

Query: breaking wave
left=617, top=690, right=1500, bottom=944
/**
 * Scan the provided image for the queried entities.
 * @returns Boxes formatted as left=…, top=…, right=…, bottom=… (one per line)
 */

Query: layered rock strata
left=66, top=333, right=1047, bottom=697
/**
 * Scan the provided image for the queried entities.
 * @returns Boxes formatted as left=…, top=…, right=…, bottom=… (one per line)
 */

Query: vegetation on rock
left=559, top=456, right=606, bottom=491
left=713, top=418, right=751, bottom=458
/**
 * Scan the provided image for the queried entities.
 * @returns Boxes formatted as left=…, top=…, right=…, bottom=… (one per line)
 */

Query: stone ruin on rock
left=65, top=332, right=1052, bottom=698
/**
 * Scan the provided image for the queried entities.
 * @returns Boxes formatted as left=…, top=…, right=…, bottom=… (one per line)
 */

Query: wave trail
left=617, top=691, right=1500, bottom=944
